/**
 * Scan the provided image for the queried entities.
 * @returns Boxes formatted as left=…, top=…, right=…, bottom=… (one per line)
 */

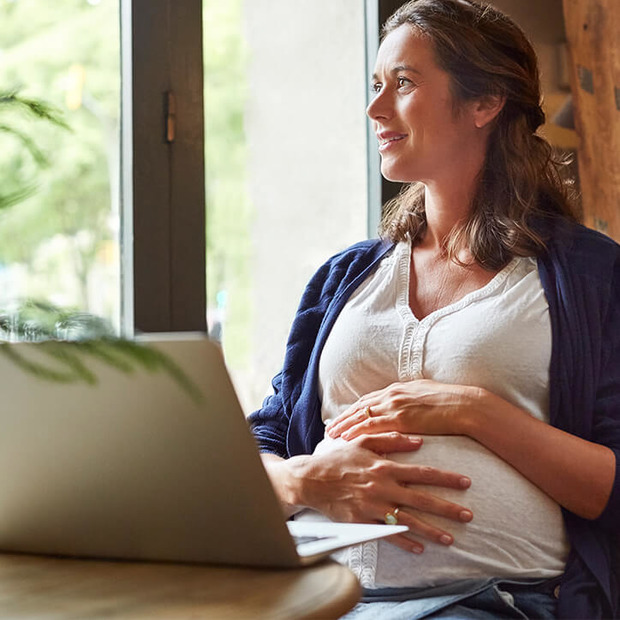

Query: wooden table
left=0, top=553, right=361, bottom=619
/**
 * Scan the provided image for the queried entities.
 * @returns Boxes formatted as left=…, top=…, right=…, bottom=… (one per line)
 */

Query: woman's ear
left=472, top=94, right=506, bottom=129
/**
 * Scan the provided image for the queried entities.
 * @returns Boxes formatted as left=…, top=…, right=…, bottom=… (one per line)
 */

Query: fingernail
left=459, top=510, right=473, bottom=522
left=409, top=436, right=422, bottom=444
left=411, top=544, right=424, bottom=554
left=341, top=432, right=350, bottom=440
left=439, top=534, right=453, bottom=545
left=459, top=477, right=471, bottom=488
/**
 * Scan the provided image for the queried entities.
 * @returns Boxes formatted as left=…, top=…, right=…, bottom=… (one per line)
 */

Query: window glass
left=204, top=0, right=369, bottom=413
left=0, top=0, right=120, bottom=334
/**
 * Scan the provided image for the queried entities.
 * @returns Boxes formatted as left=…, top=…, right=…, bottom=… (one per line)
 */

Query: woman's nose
left=366, top=90, right=392, bottom=121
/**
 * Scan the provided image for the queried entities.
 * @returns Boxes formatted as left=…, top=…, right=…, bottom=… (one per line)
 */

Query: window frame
left=121, top=0, right=206, bottom=336
left=365, top=0, right=383, bottom=238
left=121, top=0, right=394, bottom=336
left=366, top=0, right=407, bottom=230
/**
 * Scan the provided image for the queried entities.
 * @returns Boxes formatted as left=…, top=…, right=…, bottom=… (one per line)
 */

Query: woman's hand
left=325, top=379, right=616, bottom=521
left=326, top=379, right=480, bottom=441
left=261, top=441, right=473, bottom=554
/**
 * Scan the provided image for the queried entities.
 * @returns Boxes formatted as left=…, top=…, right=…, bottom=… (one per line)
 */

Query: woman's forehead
left=375, top=26, right=436, bottom=74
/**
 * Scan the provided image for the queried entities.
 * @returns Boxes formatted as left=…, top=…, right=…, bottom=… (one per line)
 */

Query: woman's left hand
left=327, top=379, right=481, bottom=441
left=328, top=378, right=618, bottom=522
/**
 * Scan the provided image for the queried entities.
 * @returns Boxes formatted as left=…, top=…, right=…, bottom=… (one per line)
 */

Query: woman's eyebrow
left=371, top=65, right=423, bottom=81
left=392, top=64, right=422, bottom=75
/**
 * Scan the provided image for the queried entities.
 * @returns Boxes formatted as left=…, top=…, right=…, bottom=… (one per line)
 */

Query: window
left=204, top=0, right=374, bottom=413
left=0, top=0, right=206, bottom=338
left=0, top=0, right=121, bottom=331
left=1, top=0, right=380, bottom=416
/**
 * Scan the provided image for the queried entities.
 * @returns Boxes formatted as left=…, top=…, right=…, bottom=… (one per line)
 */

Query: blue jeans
left=342, top=577, right=560, bottom=619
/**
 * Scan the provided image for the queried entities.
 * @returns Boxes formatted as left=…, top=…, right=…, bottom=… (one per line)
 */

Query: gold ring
left=363, top=406, right=372, bottom=419
left=384, top=507, right=400, bottom=525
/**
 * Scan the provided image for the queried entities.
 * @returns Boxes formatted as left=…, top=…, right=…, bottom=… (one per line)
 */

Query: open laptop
left=0, top=333, right=405, bottom=567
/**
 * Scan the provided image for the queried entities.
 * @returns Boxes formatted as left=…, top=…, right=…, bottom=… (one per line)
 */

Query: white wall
left=241, top=1, right=369, bottom=410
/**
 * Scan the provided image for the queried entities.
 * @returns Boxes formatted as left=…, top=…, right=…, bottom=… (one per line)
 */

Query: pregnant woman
left=248, top=1, right=620, bottom=618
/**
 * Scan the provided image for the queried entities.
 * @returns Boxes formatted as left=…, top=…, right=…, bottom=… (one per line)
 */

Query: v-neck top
left=304, top=240, right=569, bottom=588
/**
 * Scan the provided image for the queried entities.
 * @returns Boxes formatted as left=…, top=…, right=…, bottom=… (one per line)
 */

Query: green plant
left=0, top=299, right=203, bottom=403
left=0, top=90, right=69, bottom=212
left=0, top=82, right=200, bottom=404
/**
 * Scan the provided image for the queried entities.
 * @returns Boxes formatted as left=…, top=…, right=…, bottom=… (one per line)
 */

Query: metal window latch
left=165, top=90, right=176, bottom=143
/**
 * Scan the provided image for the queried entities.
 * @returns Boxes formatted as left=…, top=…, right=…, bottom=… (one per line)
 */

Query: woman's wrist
left=262, top=453, right=312, bottom=516
left=457, top=385, right=492, bottom=439
left=282, top=454, right=313, bottom=509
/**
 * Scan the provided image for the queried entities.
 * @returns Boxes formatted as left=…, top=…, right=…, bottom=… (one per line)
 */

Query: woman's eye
left=371, top=82, right=382, bottom=94
left=397, top=77, right=411, bottom=88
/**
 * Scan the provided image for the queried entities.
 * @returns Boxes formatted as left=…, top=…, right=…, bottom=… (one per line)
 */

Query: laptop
left=0, top=333, right=406, bottom=567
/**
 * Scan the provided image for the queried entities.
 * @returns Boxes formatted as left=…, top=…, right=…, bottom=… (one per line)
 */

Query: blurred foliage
left=0, top=90, right=70, bottom=211
left=0, top=298, right=114, bottom=341
left=0, top=0, right=119, bottom=312
left=0, top=298, right=202, bottom=402
left=0, top=0, right=252, bottom=363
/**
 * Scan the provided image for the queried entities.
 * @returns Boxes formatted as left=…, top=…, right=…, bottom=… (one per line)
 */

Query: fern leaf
left=0, top=185, right=38, bottom=212
left=0, top=300, right=204, bottom=402
left=0, top=91, right=70, bottom=131
left=0, top=343, right=82, bottom=384
left=0, top=123, right=49, bottom=166
left=38, top=341, right=98, bottom=385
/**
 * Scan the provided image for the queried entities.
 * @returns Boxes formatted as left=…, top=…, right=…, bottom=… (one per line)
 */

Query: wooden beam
left=562, top=0, right=620, bottom=241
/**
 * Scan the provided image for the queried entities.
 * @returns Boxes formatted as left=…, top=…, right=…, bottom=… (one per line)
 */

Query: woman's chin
left=380, top=168, right=401, bottom=183
left=379, top=163, right=418, bottom=184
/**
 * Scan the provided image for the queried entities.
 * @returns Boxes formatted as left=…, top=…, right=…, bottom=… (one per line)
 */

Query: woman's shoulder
left=539, top=217, right=620, bottom=269
left=296, top=238, right=395, bottom=311
left=542, top=217, right=618, bottom=248
left=313, top=238, right=394, bottom=279
left=536, top=220, right=619, bottom=320
left=328, top=237, right=394, bottom=261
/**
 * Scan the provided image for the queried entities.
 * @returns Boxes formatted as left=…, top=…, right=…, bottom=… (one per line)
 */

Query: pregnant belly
left=371, top=435, right=569, bottom=587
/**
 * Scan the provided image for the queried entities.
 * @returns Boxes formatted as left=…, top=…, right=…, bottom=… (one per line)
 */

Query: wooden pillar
left=562, top=0, right=620, bottom=241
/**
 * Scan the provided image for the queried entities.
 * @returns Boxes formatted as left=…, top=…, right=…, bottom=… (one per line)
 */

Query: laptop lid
left=0, top=334, right=405, bottom=568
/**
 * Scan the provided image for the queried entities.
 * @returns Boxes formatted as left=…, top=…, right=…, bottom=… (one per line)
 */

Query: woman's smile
left=377, top=131, right=408, bottom=152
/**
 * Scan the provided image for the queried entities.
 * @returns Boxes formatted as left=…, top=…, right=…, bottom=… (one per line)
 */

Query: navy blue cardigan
left=249, top=219, right=620, bottom=618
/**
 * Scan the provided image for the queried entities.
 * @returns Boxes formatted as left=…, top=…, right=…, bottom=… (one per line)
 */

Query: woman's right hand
left=261, top=438, right=473, bottom=554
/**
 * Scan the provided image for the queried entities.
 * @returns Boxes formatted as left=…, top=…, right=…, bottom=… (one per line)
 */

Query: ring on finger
left=363, top=406, right=372, bottom=419
left=384, top=507, right=400, bottom=525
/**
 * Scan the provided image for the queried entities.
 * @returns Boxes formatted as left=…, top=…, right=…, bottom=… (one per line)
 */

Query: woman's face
left=367, top=25, right=482, bottom=184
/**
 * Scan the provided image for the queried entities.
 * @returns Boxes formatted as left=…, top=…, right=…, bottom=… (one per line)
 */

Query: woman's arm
left=327, top=380, right=616, bottom=520
left=464, top=387, right=615, bottom=520
left=260, top=438, right=474, bottom=554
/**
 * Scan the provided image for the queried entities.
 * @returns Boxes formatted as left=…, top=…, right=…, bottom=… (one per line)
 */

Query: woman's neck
left=421, top=169, right=481, bottom=252
left=416, top=132, right=487, bottom=251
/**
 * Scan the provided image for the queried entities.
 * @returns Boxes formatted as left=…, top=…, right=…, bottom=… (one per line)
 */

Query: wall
left=241, top=0, right=369, bottom=410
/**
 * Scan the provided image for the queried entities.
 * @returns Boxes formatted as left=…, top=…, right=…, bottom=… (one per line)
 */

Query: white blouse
left=301, top=240, right=569, bottom=588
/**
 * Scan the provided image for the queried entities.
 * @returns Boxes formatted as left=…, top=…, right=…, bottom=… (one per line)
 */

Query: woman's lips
left=377, top=132, right=407, bottom=152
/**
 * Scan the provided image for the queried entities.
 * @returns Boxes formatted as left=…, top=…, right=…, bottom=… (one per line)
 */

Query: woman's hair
left=380, top=0, right=578, bottom=269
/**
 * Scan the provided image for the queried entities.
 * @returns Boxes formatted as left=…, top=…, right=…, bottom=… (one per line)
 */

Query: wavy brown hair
left=379, top=0, right=578, bottom=270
